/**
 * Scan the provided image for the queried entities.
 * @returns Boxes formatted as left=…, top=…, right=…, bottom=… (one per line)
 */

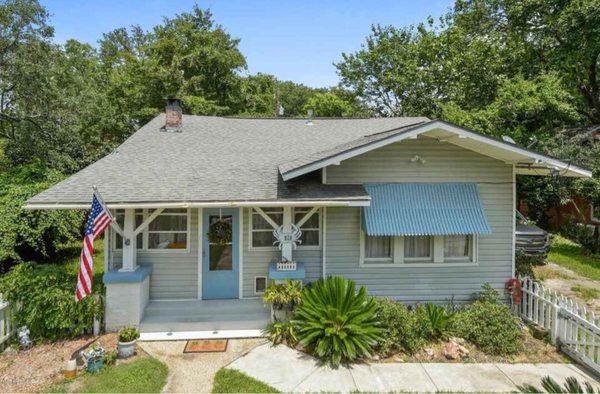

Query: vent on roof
left=162, top=98, right=182, bottom=132
left=306, top=109, right=314, bottom=126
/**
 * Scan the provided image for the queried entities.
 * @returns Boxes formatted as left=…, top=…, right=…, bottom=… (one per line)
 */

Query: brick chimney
left=164, top=98, right=182, bottom=131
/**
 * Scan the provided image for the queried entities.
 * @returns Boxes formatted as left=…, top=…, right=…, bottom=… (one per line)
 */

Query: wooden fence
left=0, top=296, right=13, bottom=348
left=517, top=277, right=599, bottom=376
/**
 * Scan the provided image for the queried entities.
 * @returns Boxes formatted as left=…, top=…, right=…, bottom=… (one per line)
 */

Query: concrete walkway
left=139, top=338, right=266, bottom=393
left=229, top=343, right=600, bottom=393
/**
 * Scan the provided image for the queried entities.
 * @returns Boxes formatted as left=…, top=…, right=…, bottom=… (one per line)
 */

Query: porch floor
left=139, top=298, right=271, bottom=338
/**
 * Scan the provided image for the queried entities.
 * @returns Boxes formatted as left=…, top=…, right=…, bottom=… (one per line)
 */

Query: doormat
left=183, top=339, right=228, bottom=353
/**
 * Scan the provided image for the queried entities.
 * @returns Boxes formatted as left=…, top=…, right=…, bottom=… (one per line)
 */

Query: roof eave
left=279, top=120, right=593, bottom=180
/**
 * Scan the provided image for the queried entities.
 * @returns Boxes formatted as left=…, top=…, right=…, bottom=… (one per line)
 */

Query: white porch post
left=281, top=206, right=293, bottom=261
left=120, top=208, right=137, bottom=272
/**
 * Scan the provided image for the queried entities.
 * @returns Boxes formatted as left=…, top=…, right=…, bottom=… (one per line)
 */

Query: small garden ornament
left=17, top=326, right=32, bottom=350
left=117, top=326, right=140, bottom=358
left=82, top=344, right=105, bottom=373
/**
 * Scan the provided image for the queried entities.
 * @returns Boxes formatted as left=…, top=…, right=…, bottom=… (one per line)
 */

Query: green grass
left=78, top=357, right=168, bottom=393
left=212, top=368, right=279, bottom=393
left=571, top=285, right=600, bottom=301
left=548, top=235, right=600, bottom=281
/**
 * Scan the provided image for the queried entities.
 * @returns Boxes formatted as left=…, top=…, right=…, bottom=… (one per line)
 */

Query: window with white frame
left=250, top=208, right=283, bottom=248
left=404, top=236, right=432, bottom=261
left=364, top=235, right=393, bottom=261
left=147, top=208, right=188, bottom=249
left=294, top=207, right=320, bottom=247
left=113, top=209, right=144, bottom=250
left=444, top=235, right=473, bottom=261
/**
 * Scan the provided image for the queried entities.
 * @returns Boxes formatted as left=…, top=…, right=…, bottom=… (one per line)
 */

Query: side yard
left=534, top=235, right=600, bottom=312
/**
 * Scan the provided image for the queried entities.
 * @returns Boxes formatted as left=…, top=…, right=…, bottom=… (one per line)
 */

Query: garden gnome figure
left=18, top=326, right=32, bottom=350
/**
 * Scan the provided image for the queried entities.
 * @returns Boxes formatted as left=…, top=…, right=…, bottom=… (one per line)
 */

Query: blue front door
left=202, top=208, right=239, bottom=299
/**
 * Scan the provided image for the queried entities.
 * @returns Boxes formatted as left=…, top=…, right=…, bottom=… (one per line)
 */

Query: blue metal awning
left=363, top=183, right=492, bottom=236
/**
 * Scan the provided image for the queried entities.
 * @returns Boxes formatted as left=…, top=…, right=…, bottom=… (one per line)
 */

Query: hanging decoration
left=207, top=210, right=232, bottom=245
left=273, top=224, right=302, bottom=250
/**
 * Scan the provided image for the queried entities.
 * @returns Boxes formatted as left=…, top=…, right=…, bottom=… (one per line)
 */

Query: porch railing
left=516, top=277, right=599, bottom=376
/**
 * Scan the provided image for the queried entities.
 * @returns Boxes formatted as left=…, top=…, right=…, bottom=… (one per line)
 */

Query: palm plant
left=419, top=303, right=455, bottom=340
left=519, top=376, right=597, bottom=393
left=292, top=276, right=384, bottom=367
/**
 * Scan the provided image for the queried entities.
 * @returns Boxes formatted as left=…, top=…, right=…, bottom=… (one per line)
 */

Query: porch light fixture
left=410, top=155, right=426, bottom=164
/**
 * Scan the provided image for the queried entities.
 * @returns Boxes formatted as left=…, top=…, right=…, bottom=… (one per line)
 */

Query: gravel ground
left=0, top=333, right=118, bottom=393
left=139, top=338, right=267, bottom=393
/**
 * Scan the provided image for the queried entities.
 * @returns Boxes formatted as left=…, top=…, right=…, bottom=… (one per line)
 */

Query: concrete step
left=140, top=318, right=269, bottom=332
left=142, top=311, right=270, bottom=324
left=144, top=299, right=267, bottom=315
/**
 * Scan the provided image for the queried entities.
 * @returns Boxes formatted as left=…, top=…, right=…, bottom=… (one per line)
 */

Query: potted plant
left=117, top=326, right=139, bottom=358
left=262, top=280, right=302, bottom=322
left=82, top=344, right=105, bottom=373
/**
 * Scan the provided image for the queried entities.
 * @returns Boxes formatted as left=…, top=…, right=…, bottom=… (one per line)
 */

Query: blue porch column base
left=103, top=265, right=152, bottom=284
left=268, top=261, right=306, bottom=280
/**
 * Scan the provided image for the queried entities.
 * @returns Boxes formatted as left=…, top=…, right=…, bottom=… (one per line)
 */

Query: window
left=255, top=276, right=267, bottom=294
left=113, top=209, right=143, bottom=250
left=404, top=236, right=432, bottom=260
left=444, top=235, right=472, bottom=260
left=148, top=208, right=188, bottom=249
left=250, top=208, right=283, bottom=248
left=294, top=208, right=320, bottom=247
left=365, top=235, right=392, bottom=260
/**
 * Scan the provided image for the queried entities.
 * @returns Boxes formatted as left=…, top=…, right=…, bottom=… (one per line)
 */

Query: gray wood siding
left=241, top=208, right=323, bottom=298
left=111, top=209, right=198, bottom=300
left=325, top=138, right=514, bottom=302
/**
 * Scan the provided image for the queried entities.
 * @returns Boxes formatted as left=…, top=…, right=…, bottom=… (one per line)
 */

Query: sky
left=40, top=0, right=454, bottom=88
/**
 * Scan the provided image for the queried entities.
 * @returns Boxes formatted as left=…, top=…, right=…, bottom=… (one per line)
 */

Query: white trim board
left=139, top=329, right=264, bottom=341
left=280, top=120, right=592, bottom=181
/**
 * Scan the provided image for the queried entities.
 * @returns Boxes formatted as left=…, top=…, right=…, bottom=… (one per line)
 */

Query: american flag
left=76, top=192, right=112, bottom=301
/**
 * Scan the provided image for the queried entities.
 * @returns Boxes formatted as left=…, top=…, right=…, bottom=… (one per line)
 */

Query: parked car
left=515, top=211, right=550, bottom=255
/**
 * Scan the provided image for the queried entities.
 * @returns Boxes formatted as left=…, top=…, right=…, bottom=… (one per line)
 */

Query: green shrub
left=118, top=326, right=140, bottom=342
left=562, top=218, right=600, bottom=255
left=0, top=164, right=83, bottom=272
left=453, top=285, right=521, bottom=355
left=375, top=298, right=424, bottom=356
left=264, top=321, right=298, bottom=347
left=262, top=280, right=302, bottom=310
left=518, top=375, right=597, bottom=393
left=416, top=303, right=455, bottom=341
left=0, top=262, right=103, bottom=341
left=293, top=276, right=384, bottom=367
left=515, top=250, right=546, bottom=278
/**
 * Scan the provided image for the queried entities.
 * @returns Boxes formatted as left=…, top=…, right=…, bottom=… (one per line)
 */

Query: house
left=26, top=100, right=592, bottom=340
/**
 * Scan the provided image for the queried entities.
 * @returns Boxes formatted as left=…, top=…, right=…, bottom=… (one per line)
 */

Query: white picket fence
left=517, top=277, right=599, bottom=376
left=0, top=296, right=13, bottom=348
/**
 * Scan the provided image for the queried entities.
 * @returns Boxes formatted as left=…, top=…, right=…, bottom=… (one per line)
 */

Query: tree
left=303, top=92, right=353, bottom=117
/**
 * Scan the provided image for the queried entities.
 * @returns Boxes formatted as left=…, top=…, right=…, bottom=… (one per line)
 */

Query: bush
left=562, top=218, right=600, bottom=255
left=375, top=298, right=425, bottom=356
left=118, top=326, right=140, bottom=342
left=293, top=276, right=384, bottom=367
left=0, top=164, right=83, bottom=272
left=264, top=321, right=298, bottom=347
left=453, top=285, right=521, bottom=355
left=515, top=250, right=546, bottom=278
left=0, top=262, right=103, bottom=341
left=416, top=303, right=455, bottom=341
left=262, top=280, right=302, bottom=311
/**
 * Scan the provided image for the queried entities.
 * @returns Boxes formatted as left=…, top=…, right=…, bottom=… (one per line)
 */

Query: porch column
left=282, top=206, right=293, bottom=261
left=120, top=208, right=137, bottom=272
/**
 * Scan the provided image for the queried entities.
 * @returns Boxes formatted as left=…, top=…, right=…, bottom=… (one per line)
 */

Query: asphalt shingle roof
left=28, top=115, right=428, bottom=205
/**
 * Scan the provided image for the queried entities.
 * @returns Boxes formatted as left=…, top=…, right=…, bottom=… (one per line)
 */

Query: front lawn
left=52, top=356, right=168, bottom=393
left=212, top=368, right=279, bottom=393
left=547, top=235, right=600, bottom=281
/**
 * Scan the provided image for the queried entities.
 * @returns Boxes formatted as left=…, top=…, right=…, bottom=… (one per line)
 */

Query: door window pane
left=444, top=235, right=471, bottom=258
left=404, top=236, right=432, bottom=259
left=365, top=236, right=392, bottom=259
left=208, top=215, right=233, bottom=271
left=209, top=244, right=233, bottom=271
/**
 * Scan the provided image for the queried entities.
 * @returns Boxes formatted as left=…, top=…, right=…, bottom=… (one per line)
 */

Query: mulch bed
left=0, top=333, right=118, bottom=393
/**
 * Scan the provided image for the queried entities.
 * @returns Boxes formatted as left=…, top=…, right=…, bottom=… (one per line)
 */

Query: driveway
left=229, top=343, right=600, bottom=393
left=139, top=338, right=266, bottom=393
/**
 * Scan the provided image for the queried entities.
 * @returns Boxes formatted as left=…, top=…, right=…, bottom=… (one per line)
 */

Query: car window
left=515, top=210, right=527, bottom=224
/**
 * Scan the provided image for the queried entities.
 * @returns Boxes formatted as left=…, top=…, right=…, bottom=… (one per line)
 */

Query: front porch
left=139, top=298, right=270, bottom=341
